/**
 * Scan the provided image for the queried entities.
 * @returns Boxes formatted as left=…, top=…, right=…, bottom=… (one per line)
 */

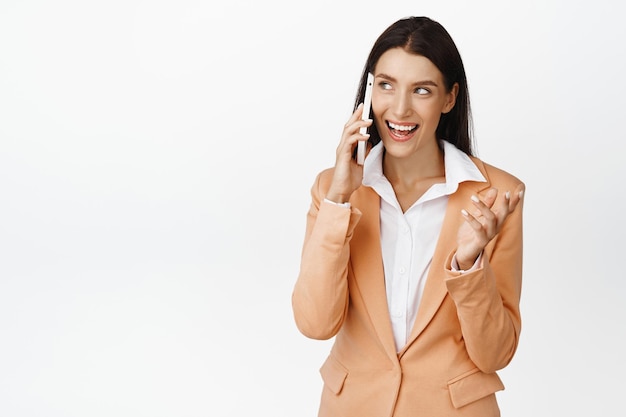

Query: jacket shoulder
left=471, top=157, right=525, bottom=189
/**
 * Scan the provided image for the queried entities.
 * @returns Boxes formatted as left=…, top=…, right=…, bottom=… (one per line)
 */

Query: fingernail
left=505, top=191, right=510, bottom=200
left=461, top=209, right=469, bottom=216
left=519, top=190, right=524, bottom=199
left=470, top=195, right=480, bottom=203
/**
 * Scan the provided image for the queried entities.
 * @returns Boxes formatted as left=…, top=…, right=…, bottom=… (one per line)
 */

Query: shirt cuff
left=324, top=198, right=351, bottom=209
left=451, top=252, right=483, bottom=274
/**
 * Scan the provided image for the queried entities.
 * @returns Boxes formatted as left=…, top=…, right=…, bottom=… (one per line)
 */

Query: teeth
left=388, top=122, right=416, bottom=131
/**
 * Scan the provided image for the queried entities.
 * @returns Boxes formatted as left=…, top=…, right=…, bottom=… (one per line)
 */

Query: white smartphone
left=357, top=72, right=374, bottom=165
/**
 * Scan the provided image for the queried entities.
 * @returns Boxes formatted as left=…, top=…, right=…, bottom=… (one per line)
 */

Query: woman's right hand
left=326, top=103, right=373, bottom=204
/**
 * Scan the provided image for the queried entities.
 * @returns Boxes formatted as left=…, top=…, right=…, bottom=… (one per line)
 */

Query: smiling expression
left=371, top=47, right=458, bottom=159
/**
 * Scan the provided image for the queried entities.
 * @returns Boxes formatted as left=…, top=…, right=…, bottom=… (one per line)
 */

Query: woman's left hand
left=455, top=185, right=525, bottom=270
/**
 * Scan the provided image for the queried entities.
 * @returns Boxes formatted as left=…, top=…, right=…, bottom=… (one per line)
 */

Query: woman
left=292, top=16, right=525, bottom=417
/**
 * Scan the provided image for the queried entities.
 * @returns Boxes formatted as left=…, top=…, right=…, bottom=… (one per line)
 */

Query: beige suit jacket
left=292, top=156, right=524, bottom=417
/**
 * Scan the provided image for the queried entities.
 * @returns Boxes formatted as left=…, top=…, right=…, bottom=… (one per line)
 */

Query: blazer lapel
left=400, top=169, right=491, bottom=356
left=350, top=186, right=398, bottom=360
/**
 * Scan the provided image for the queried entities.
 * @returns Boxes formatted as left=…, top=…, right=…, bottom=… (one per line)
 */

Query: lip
left=386, top=120, right=419, bottom=143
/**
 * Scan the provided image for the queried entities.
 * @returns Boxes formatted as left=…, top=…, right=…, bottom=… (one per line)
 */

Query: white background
left=1, top=0, right=624, bottom=415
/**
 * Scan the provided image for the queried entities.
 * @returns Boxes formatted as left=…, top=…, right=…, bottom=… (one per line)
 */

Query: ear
left=442, top=82, right=459, bottom=114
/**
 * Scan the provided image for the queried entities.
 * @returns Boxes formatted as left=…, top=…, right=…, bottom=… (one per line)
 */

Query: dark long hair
left=355, top=16, right=475, bottom=155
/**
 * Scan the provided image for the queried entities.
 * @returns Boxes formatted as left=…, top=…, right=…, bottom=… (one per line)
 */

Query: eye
left=415, top=87, right=430, bottom=95
left=379, top=81, right=392, bottom=90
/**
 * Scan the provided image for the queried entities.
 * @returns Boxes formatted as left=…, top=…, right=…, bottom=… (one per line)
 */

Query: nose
left=391, top=91, right=412, bottom=118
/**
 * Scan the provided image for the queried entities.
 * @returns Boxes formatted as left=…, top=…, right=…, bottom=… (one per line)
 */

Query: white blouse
left=361, top=141, right=486, bottom=352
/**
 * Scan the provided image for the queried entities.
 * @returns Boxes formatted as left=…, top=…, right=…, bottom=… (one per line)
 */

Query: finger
left=344, top=102, right=375, bottom=134
left=494, top=184, right=525, bottom=228
left=341, top=121, right=372, bottom=148
left=339, top=108, right=371, bottom=153
left=512, top=184, right=525, bottom=209
left=504, top=184, right=525, bottom=212
left=461, top=208, right=489, bottom=233
left=470, top=194, right=497, bottom=224
left=355, top=118, right=373, bottom=132
left=337, top=132, right=370, bottom=162
left=494, top=191, right=513, bottom=226
left=481, top=188, right=498, bottom=209
left=345, top=130, right=370, bottom=148
left=344, top=116, right=372, bottom=135
left=344, top=103, right=365, bottom=128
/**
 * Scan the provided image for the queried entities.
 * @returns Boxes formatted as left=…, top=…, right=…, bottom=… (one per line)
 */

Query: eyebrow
left=376, top=73, right=439, bottom=87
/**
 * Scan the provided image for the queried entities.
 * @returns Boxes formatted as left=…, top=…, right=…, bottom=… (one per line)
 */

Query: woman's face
left=371, top=47, right=458, bottom=159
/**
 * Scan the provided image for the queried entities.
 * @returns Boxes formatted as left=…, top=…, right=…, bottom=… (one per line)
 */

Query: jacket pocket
left=447, top=368, right=504, bottom=409
left=319, top=355, right=348, bottom=395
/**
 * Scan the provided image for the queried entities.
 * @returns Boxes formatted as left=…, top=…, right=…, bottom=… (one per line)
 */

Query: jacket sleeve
left=291, top=170, right=362, bottom=340
left=444, top=181, right=525, bottom=374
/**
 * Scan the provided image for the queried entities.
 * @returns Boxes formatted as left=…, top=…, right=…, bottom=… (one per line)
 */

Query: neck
left=383, top=139, right=445, bottom=189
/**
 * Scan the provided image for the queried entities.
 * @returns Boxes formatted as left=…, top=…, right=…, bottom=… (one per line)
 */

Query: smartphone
left=356, top=72, right=374, bottom=165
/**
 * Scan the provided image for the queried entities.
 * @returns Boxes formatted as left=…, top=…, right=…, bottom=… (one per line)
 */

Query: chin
left=381, top=142, right=417, bottom=160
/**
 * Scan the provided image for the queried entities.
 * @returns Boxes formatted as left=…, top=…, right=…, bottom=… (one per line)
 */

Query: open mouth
left=387, top=121, right=418, bottom=139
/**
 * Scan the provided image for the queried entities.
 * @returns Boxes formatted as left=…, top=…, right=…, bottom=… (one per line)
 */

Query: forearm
left=445, top=211, right=523, bottom=373
left=292, top=200, right=361, bottom=340
left=445, top=259, right=521, bottom=373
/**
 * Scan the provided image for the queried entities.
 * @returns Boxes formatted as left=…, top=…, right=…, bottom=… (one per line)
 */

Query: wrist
left=456, top=261, right=474, bottom=271
left=326, top=190, right=351, bottom=205
left=455, top=254, right=479, bottom=271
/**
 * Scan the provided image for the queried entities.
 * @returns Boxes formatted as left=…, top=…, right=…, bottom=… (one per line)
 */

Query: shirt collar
left=362, top=140, right=486, bottom=195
